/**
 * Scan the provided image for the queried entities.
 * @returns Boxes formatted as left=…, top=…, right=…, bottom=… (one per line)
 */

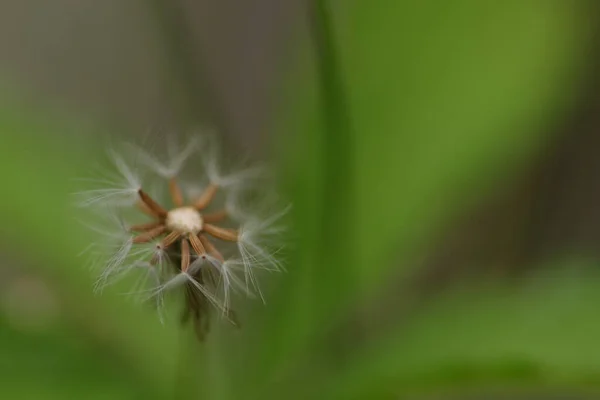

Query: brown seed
left=193, top=183, right=218, bottom=210
left=168, top=177, right=184, bottom=207
left=132, top=225, right=166, bottom=244
left=138, top=189, right=168, bottom=218
left=203, top=224, right=238, bottom=242
left=189, top=233, right=207, bottom=257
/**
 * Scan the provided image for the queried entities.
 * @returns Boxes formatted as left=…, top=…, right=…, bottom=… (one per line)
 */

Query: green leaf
left=244, top=0, right=594, bottom=397
left=0, top=314, right=159, bottom=400
left=0, top=104, right=181, bottom=396
left=322, top=263, right=600, bottom=399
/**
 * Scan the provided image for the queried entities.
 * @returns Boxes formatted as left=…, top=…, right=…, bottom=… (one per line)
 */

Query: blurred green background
left=1, top=1, right=600, bottom=399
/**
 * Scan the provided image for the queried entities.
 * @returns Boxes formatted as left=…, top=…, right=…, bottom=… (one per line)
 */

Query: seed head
left=77, top=135, right=288, bottom=340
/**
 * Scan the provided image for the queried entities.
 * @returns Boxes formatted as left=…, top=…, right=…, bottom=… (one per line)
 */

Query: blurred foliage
left=324, top=265, right=600, bottom=399
left=0, top=1, right=598, bottom=399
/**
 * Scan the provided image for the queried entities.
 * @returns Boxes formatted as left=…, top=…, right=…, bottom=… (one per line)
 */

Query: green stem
left=310, top=0, right=354, bottom=234
left=309, top=0, right=358, bottom=357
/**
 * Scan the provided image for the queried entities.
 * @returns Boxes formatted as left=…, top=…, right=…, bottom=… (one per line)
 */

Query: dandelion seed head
left=76, top=132, right=288, bottom=340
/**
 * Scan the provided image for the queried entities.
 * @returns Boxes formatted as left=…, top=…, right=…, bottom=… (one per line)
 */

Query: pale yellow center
left=165, top=207, right=203, bottom=234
